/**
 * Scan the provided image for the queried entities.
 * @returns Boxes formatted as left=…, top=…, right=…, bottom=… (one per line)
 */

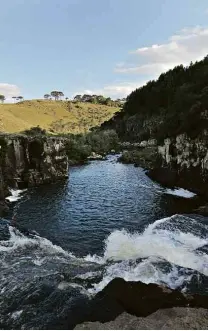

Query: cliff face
left=158, top=132, right=208, bottom=172
left=101, top=111, right=164, bottom=142
left=148, top=131, right=208, bottom=196
left=0, top=134, right=69, bottom=209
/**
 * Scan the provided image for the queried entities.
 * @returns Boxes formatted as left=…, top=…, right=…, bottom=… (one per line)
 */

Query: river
left=0, top=155, right=207, bottom=329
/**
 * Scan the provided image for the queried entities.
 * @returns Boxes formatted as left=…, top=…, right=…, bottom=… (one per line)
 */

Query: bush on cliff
left=65, top=137, right=91, bottom=165
left=22, top=126, right=46, bottom=136
left=65, top=129, right=119, bottom=165
left=119, top=147, right=158, bottom=169
left=86, top=129, right=119, bottom=155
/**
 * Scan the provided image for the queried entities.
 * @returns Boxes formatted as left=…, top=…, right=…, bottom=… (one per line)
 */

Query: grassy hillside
left=0, top=100, right=120, bottom=134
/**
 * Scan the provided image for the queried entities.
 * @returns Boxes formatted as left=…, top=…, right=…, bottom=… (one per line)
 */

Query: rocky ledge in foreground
left=75, top=308, right=208, bottom=330
left=73, top=278, right=208, bottom=330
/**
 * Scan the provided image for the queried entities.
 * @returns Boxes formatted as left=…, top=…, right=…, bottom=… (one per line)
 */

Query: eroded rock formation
left=0, top=134, right=69, bottom=214
left=147, top=131, right=208, bottom=197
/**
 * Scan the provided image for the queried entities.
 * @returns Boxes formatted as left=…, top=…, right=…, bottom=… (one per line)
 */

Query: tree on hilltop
left=58, top=91, right=64, bottom=100
left=73, top=95, right=82, bottom=102
left=14, top=96, right=23, bottom=103
left=44, top=94, right=50, bottom=100
left=50, top=91, right=60, bottom=100
left=0, top=95, right=5, bottom=103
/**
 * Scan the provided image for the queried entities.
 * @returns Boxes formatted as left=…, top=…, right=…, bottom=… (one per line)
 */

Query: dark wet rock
left=0, top=200, right=9, bottom=216
left=95, top=278, right=190, bottom=316
left=147, top=167, right=177, bottom=188
left=195, top=205, right=208, bottom=216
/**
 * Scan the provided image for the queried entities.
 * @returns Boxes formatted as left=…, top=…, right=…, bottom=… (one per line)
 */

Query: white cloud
left=115, top=26, right=208, bottom=75
left=72, top=81, right=147, bottom=99
left=73, top=25, right=208, bottom=99
left=101, top=81, right=147, bottom=97
left=0, top=83, right=21, bottom=102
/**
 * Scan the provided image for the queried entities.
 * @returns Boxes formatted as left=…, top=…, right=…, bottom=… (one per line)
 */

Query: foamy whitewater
left=85, top=214, right=208, bottom=293
left=0, top=215, right=207, bottom=296
left=6, top=188, right=27, bottom=202
left=165, top=188, right=196, bottom=198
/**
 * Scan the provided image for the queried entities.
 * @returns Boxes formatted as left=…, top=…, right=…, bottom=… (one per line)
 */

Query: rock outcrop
left=93, top=278, right=208, bottom=317
left=71, top=278, right=208, bottom=330
left=0, top=134, right=69, bottom=214
left=147, top=132, right=208, bottom=197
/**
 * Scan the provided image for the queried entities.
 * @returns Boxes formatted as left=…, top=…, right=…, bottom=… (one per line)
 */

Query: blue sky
left=1, top=0, right=208, bottom=101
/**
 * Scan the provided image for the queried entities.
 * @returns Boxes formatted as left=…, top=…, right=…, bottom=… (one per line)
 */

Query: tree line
left=0, top=89, right=126, bottom=107
left=73, top=94, right=126, bottom=106
left=44, top=91, right=126, bottom=106
left=44, top=91, right=65, bottom=101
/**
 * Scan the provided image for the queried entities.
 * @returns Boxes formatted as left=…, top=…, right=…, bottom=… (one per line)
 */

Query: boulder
left=95, top=278, right=193, bottom=317
left=87, top=152, right=105, bottom=160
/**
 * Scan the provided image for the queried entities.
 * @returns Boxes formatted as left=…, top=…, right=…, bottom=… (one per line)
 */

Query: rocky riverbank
left=118, top=133, right=208, bottom=214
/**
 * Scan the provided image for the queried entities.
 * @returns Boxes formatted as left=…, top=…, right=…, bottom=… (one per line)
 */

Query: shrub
left=22, top=126, right=46, bottom=136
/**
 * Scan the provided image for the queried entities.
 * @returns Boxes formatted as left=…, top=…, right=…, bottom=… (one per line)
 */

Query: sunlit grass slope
left=0, top=100, right=120, bottom=134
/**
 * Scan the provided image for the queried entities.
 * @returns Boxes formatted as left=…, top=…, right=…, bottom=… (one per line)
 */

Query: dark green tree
left=0, top=95, right=5, bottom=103
left=58, top=91, right=64, bottom=99
left=50, top=91, right=60, bottom=100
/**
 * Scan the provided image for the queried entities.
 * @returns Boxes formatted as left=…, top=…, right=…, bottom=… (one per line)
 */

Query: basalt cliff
left=0, top=134, right=68, bottom=214
left=148, top=131, right=208, bottom=197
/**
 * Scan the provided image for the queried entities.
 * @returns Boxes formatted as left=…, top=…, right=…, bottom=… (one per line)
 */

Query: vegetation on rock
left=22, top=126, right=47, bottom=136
left=65, top=130, right=119, bottom=165
left=119, top=147, right=158, bottom=169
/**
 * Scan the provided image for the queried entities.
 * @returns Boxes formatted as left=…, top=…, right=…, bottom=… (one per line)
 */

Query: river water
left=0, top=155, right=208, bottom=329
